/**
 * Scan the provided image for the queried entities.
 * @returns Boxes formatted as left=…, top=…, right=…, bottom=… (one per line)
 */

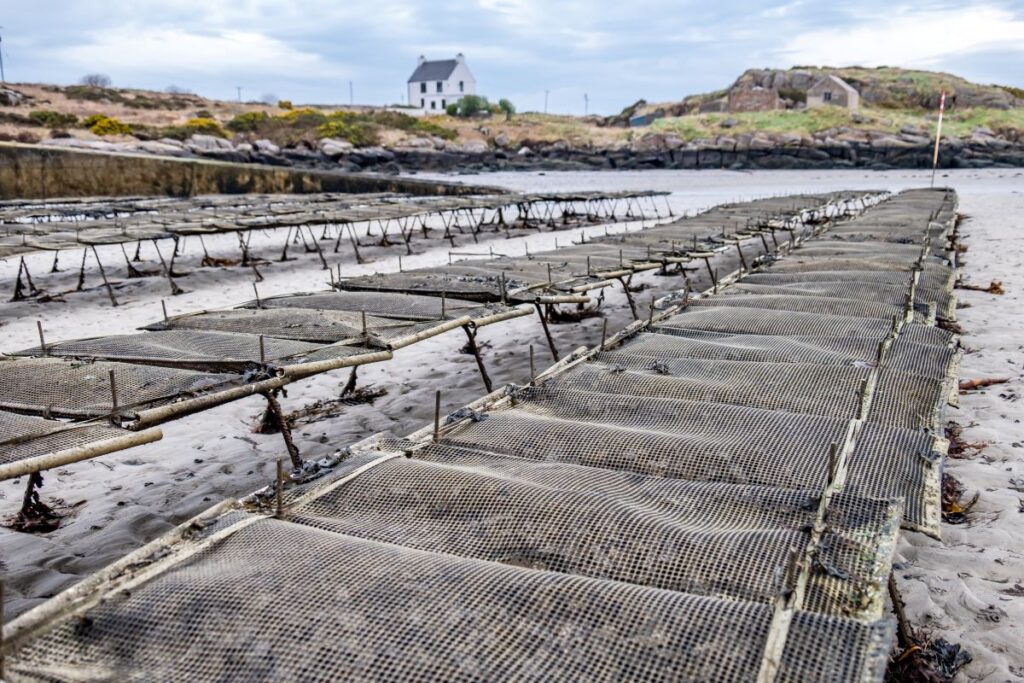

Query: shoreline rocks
left=38, top=129, right=1024, bottom=174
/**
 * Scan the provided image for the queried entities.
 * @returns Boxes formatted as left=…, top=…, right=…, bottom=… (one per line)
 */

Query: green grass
left=648, top=106, right=1024, bottom=142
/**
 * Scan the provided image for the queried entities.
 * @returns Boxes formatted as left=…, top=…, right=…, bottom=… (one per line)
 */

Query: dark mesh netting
left=6, top=189, right=958, bottom=682
left=11, top=330, right=327, bottom=373
left=237, top=290, right=490, bottom=321
left=4, top=515, right=892, bottom=682
left=0, top=357, right=236, bottom=418
left=289, top=448, right=898, bottom=618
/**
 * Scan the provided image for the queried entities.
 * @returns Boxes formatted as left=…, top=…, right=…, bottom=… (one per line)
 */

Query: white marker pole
left=930, top=90, right=946, bottom=188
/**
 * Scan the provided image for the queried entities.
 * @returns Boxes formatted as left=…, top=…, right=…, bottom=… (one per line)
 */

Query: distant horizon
left=4, top=1, right=1023, bottom=115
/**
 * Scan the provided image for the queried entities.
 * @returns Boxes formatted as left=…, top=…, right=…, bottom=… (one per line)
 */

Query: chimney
left=455, top=53, right=465, bottom=63
left=418, top=55, right=426, bottom=65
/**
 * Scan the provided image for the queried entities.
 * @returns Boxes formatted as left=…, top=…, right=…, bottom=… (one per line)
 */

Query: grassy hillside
left=647, top=106, right=1024, bottom=143
left=0, top=66, right=1021, bottom=152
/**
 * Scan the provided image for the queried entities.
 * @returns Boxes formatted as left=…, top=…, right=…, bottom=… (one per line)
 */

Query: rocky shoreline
left=41, top=126, right=1024, bottom=174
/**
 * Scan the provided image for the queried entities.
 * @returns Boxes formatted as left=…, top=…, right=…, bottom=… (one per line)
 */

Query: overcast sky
left=3, top=1, right=1023, bottom=114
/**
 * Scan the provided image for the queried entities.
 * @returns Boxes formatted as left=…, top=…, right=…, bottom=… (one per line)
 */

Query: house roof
left=408, top=59, right=458, bottom=83
left=810, top=75, right=858, bottom=95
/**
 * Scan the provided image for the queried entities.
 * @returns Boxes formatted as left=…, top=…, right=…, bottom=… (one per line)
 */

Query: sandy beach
left=2, top=167, right=1022, bottom=680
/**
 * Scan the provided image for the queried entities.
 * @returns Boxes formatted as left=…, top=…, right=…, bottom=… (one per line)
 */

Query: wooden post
left=433, top=390, right=441, bottom=443
left=37, top=320, right=47, bottom=355
left=600, top=318, right=608, bottom=350
left=0, top=578, right=4, bottom=679
left=161, top=299, right=169, bottom=322
left=76, top=247, right=89, bottom=291
left=275, top=458, right=284, bottom=518
left=109, top=369, right=119, bottom=417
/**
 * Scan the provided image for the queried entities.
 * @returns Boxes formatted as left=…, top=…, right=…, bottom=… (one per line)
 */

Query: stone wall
left=0, top=142, right=492, bottom=200
left=727, top=88, right=781, bottom=113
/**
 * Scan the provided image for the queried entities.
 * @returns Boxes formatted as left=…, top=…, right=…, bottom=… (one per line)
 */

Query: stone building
left=807, top=75, right=860, bottom=109
left=727, top=86, right=781, bottom=113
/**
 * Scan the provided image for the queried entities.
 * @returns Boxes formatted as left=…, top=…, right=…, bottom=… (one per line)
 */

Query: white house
left=407, top=54, right=476, bottom=112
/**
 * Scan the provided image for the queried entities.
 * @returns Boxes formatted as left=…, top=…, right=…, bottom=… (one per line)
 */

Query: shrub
left=194, top=109, right=213, bottom=119
left=183, top=117, right=227, bottom=137
left=368, top=110, right=457, bottom=140
left=81, top=114, right=107, bottom=128
left=498, top=98, right=516, bottom=121
left=226, top=111, right=269, bottom=132
left=65, top=85, right=123, bottom=103
left=278, top=99, right=294, bottom=110
left=446, top=102, right=458, bottom=116
left=88, top=115, right=132, bottom=136
left=81, top=73, right=112, bottom=87
left=450, top=95, right=490, bottom=117
left=278, top=107, right=328, bottom=124
left=316, top=119, right=380, bottom=146
left=999, top=84, right=1024, bottom=100
left=28, top=110, right=79, bottom=128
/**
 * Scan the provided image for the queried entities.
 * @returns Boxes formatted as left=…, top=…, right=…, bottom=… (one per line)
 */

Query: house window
left=823, top=91, right=833, bottom=102
left=441, top=99, right=446, bottom=109
left=420, top=98, right=425, bottom=108
left=436, top=81, right=442, bottom=93
left=420, top=82, right=426, bottom=94
left=459, top=81, right=464, bottom=93
left=430, top=101, right=436, bottom=109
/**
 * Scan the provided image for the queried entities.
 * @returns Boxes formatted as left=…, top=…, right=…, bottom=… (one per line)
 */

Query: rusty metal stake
left=533, top=302, right=560, bottom=362
left=462, top=324, right=493, bottom=393
left=261, top=391, right=302, bottom=469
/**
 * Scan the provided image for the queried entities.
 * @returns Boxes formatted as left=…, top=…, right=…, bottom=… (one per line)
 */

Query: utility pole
left=236, top=85, right=242, bottom=102
left=544, top=89, right=549, bottom=114
left=0, top=27, right=6, bottom=84
left=349, top=80, right=354, bottom=105
left=584, top=93, right=589, bottom=116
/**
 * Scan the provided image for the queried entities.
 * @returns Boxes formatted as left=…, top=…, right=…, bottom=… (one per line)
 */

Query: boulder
left=253, top=139, right=280, bottom=154
left=401, top=136, right=434, bottom=149
left=494, top=133, right=510, bottom=148
left=132, top=140, right=191, bottom=157
left=664, top=134, right=685, bottom=150
left=461, top=139, right=489, bottom=154
left=517, top=146, right=533, bottom=156
left=0, top=88, right=24, bottom=106
left=40, top=137, right=119, bottom=152
left=319, top=138, right=355, bottom=157
left=719, top=117, right=739, bottom=129
left=186, top=134, right=233, bottom=152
